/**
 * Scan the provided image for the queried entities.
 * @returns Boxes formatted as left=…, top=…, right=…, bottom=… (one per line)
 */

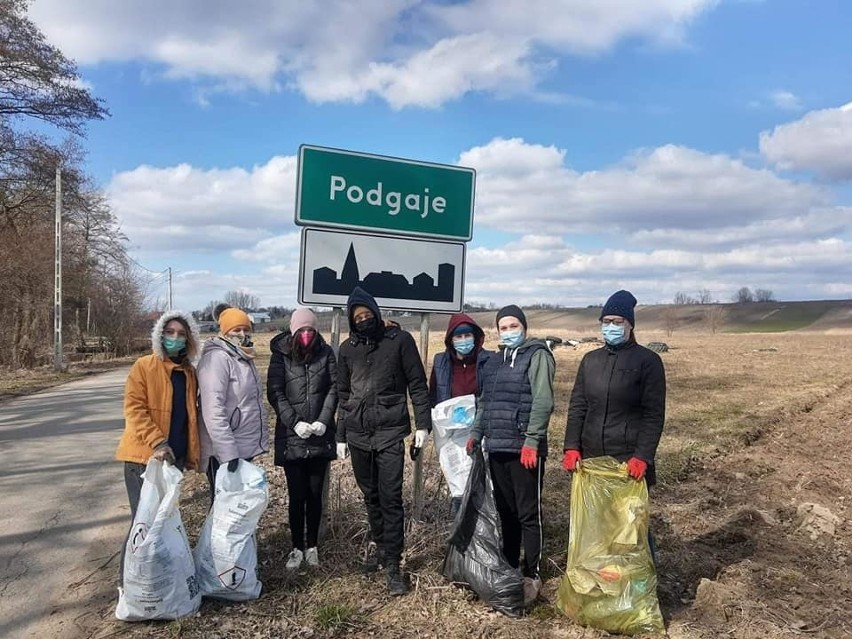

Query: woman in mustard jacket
left=115, top=309, right=202, bottom=581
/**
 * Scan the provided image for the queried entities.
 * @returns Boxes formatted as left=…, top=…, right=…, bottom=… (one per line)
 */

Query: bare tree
left=754, top=288, right=775, bottom=303
left=223, top=290, right=260, bottom=311
left=705, top=305, right=728, bottom=334
left=0, top=0, right=108, bottom=136
left=673, top=291, right=697, bottom=305
left=697, top=288, right=714, bottom=304
left=663, top=307, right=679, bottom=336
left=733, top=287, right=754, bottom=304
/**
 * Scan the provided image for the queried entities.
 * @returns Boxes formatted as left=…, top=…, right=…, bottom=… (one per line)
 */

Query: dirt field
left=90, top=329, right=851, bottom=638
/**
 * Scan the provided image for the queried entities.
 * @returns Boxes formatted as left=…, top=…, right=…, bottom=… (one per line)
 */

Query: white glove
left=415, top=429, right=428, bottom=448
left=294, top=421, right=313, bottom=439
left=310, top=421, right=327, bottom=437
left=336, top=442, right=349, bottom=459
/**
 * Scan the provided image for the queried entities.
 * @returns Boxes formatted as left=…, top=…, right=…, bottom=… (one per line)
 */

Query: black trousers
left=282, top=458, right=329, bottom=550
left=488, top=452, right=545, bottom=579
left=120, top=458, right=185, bottom=584
left=349, top=441, right=405, bottom=564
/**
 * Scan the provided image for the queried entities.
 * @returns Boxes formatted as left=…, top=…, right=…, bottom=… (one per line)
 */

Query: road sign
left=298, top=228, right=465, bottom=313
left=295, top=145, right=475, bottom=241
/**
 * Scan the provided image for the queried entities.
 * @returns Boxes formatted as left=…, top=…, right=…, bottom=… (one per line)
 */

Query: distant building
left=248, top=312, right=271, bottom=324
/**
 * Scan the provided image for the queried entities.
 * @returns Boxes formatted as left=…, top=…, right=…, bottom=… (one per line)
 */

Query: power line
left=127, top=254, right=168, bottom=276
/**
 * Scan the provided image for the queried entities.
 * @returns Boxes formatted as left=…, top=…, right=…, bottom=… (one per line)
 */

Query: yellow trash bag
left=556, top=457, right=665, bottom=635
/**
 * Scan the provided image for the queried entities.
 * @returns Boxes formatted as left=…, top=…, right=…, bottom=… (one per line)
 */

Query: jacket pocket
left=229, top=407, right=242, bottom=432
left=513, top=408, right=525, bottom=434
left=373, top=394, right=407, bottom=427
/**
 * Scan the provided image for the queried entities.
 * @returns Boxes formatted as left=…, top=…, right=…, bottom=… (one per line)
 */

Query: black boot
left=386, top=563, right=409, bottom=596
left=362, top=542, right=386, bottom=574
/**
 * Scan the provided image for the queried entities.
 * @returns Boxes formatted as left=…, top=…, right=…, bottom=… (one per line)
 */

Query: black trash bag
left=442, top=447, right=525, bottom=617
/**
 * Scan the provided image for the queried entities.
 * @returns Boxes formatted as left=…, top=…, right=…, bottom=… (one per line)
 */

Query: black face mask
left=355, top=317, right=378, bottom=335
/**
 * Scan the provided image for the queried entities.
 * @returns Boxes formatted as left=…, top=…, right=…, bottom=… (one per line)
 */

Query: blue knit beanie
left=452, top=323, right=474, bottom=337
left=600, top=290, right=637, bottom=326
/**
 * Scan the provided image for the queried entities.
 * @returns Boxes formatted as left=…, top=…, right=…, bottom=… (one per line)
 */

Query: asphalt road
left=0, top=368, right=132, bottom=639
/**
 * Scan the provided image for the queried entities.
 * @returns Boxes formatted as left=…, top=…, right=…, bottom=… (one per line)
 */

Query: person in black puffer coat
left=561, top=290, right=666, bottom=485
left=267, top=308, right=338, bottom=571
left=336, top=287, right=431, bottom=596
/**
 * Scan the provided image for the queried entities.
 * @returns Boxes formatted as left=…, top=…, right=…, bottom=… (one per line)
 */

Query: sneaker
left=523, top=576, right=542, bottom=607
left=362, top=542, right=385, bottom=574
left=386, top=564, right=409, bottom=596
left=285, top=549, right=304, bottom=570
left=305, top=547, right=319, bottom=567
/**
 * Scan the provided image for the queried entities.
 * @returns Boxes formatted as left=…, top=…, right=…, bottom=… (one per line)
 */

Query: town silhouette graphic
left=313, top=243, right=455, bottom=302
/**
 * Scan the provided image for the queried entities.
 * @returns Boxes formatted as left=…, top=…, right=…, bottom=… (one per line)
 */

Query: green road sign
left=295, top=145, right=475, bottom=241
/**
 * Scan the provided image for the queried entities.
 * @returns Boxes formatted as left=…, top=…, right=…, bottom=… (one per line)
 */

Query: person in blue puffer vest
left=428, top=313, right=491, bottom=515
left=465, top=305, right=555, bottom=608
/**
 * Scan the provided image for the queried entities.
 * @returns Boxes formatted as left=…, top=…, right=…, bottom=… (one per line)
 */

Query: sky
left=26, top=0, right=852, bottom=311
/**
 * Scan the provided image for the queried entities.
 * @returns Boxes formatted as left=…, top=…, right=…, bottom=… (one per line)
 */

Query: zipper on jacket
left=601, top=350, right=618, bottom=454
left=305, top=363, right=312, bottom=425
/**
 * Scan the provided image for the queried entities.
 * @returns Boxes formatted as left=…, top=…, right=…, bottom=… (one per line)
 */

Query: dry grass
left=94, top=330, right=852, bottom=639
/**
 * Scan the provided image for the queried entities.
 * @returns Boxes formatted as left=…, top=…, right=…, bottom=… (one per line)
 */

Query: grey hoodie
left=197, top=336, right=269, bottom=470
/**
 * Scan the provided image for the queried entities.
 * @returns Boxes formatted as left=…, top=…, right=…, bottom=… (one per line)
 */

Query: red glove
left=626, top=457, right=648, bottom=480
left=465, top=437, right=479, bottom=456
left=562, top=449, right=582, bottom=471
left=519, top=446, right=538, bottom=469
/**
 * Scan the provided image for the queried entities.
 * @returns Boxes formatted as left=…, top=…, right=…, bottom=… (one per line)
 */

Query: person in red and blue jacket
left=428, top=313, right=491, bottom=514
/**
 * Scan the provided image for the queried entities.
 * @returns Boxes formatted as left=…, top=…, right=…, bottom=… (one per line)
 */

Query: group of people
left=115, top=286, right=666, bottom=608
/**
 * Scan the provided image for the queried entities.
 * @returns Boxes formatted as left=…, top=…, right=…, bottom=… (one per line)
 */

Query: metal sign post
left=320, top=306, right=343, bottom=542
left=413, top=311, right=430, bottom=520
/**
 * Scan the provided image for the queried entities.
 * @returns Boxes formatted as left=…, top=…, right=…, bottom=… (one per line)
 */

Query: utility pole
left=167, top=267, right=173, bottom=310
left=53, top=165, right=63, bottom=372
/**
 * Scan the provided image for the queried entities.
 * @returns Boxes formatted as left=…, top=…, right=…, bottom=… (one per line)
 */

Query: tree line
left=1, top=0, right=146, bottom=367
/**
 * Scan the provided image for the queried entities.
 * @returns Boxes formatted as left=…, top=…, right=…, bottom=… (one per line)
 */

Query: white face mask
left=225, top=333, right=252, bottom=348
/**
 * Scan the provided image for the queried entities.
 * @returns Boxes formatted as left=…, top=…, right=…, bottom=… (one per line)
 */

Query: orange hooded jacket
left=115, top=310, right=201, bottom=470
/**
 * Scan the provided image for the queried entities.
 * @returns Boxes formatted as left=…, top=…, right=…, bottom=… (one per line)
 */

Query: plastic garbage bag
left=443, top=447, right=525, bottom=617
left=431, top=395, right=475, bottom=498
left=116, top=459, right=201, bottom=620
left=556, top=456, right=665, bottom=635
left=194, top=459, right=268, bottom=601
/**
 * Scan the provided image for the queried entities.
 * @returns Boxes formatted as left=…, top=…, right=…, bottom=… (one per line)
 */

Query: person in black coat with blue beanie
left=268, top=308, right=338, bottom=571
left=561, top=290, right=666, bottom=485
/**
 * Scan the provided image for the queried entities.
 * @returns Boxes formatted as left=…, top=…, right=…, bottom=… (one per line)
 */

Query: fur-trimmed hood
left=151, top=310, right=201, bottom=365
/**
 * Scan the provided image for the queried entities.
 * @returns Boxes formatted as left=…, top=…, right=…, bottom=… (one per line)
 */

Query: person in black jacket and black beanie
left=336, top=287, right=431, bottom=596
left=562, top=290, right=666, bottom=486
left=267, top=308, right=338, bottom=571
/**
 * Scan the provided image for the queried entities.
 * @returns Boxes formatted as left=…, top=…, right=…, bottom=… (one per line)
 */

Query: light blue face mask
left=163, top=336, right=186, bottom=354
left=453, top=336, right=475, bottom=355
left=499, top=329, right=524, bottom=348
left=601, top=323, right=627, bottom=346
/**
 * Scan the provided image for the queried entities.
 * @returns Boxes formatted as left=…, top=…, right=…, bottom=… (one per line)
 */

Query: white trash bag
left=116, top=459, right=201, bottom=621
left=194, top=459, right=268, bottom=601
left=431, top=394, right=476, bottom=498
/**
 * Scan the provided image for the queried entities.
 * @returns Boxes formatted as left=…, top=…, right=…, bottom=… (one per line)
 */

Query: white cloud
left=430, top=0, right=716, bottom=54
left=759, top=103, right=852, bottom=180
left=107, top=155, right=298, bottom=252
left=462, top=137, right=826, bottom=236
left=113, top=139, right=851, bottom=309
left=28, top=0, right=720, bottom=107
left=462, top=235, right=852, bottom=307
left=769, top=90, right=803, bottom=111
